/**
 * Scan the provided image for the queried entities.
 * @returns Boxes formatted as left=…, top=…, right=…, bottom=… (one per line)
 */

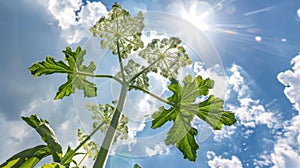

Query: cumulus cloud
left=47, top=0, right=107, bottom=44
left=223, top=65, right=278, bottom=138
left=213, top=125, right=237, bottom=142
left=0, top=96, right=82, bottom=164
left=0, top=113, right=33, bottom=163
left=194, top=63, right=278, bottom=141
left=48, top=0, right=82, bottom=29
left=267, top=54, right=300, bottom=168
left=206, top=151, right=242, bottom=168
left=277, top=54, right=300, bottom=111
left=21, top=95, right=81, bottom=147
left=270, top=117, right=300, bottom=167
left=145, top=143, right=170, bottom=156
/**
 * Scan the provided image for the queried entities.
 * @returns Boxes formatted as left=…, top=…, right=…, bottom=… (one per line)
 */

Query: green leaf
left=90, top=2, right=144, bottom=58
left=28, top=46, right=97, bottom=99
left=61, top=146, right=85, bottom=167
left=28, top=56, right=70, bottom=76
left=133, top=163, right=142, bottom=168
left=86, top=101, right=129, bottom=143
left=165, top=117, right=198, bottom=161
left=61, top=146, right=75, bottom=167
left=138, top=37, right=192, bottom=80
left=115, top=59, right=149, bottom=89
left=21, top=115, right=63, bottom=163
left=198, top=95, right=237, bottom=130
left=0, top=145, right=51, bottom=168
left=41, top=162, right=65, bottom=168
left=151, top=75, right=236, bottom=161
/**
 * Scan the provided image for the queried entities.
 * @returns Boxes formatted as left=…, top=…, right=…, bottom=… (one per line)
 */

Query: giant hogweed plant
left=1, top=3, right=236, bottom=168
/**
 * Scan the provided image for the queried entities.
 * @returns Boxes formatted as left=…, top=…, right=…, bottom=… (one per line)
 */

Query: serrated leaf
left=198, top=95, right=236, bottom=130
left=115, top=59, right=149, bottom=89
left=86, top=102, right=129, bottom=143
left=165, top=116, right=199, bottom=161
left=151, top=75, right=236, bottom=161
left=0, top=145, right=51, bottom=168
left=28, top=56, right=70, bottom=76
left=138, top=37, right=192, bottom=80
left=90, top=2, right=144, bottom=58
left=21, top=115, right=62, bottom=163
left=151, top=107, right=176, bottom=129
left=28, top=46, right=97, bottom=99
left=41, top=162, right=65, bottom=168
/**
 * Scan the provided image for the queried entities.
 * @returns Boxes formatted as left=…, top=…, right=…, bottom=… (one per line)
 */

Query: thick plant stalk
left=93, top=84, right=128, bottom=168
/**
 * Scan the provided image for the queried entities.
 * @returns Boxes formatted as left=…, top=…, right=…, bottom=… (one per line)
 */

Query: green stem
left=116, top=39, right=126, bottom=82
left=78, top=153, right=88, bottom=167
left=93, top=84, right=128, bottom=168
left=76, top=72, right=123, bottom=84
left=129, top=43, right=176, bottom=83
left=129, top=85, right=174, bottom=107
left=129, top=56, right=162, bottom=83
left=62, top=122, right=105, bottom=164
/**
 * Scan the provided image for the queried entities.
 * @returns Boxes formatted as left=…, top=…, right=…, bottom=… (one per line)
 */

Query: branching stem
left=62, top=122, right=105, bottom=164
left=129, top=56, right=162, bottom=83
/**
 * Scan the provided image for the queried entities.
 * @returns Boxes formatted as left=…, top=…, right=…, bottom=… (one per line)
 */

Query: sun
left=167, top=1, right=214, bottom=31
left=186, top=1, right=213, bottom=31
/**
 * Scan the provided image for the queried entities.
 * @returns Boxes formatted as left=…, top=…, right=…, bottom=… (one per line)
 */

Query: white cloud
left=193, top=62, right=279, bottom=142
left=207, top=151, right=243, bottom=168
left=226, top=65, right=278, bottom=127
left=213, top=125, right=237, bottom=142
left=48, top=0, right=82, bottom=29
left=0, top=96, right=81, bottom=164
left=145, top=143, right=170, bottom=156
left=270, top=115, right=300, bottom=168
left=277, top=54, right=300, bottom=111
left=226, top=64, right=248, bottom=98
left=22, top=97, right=80, bottom=141
left=47, top=0, right=107, bottom=44
left=0, top=113, right=33, bottom=163
left=268, top=54, right=300, bottom=168
left=193, top=62, right=228, bottom=100
left=195, top=63, right=278, bottom=141
left=227, top=98, right=277, bottom=129
left=66, top=1, right=107, bottom=44
left=253, top=151, right=274, bottom=168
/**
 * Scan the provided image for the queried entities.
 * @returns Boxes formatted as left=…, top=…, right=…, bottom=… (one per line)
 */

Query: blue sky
left=1, top=0, right=300, bottom=168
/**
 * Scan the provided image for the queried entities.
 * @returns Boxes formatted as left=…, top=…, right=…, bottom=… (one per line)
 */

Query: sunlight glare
left=186, top=1, right=213, bottom=30
left=167, top=1, right=213, bottom=31
left=166, top=1, right=263, bottom=44
left=255, top=36, right=262, bottom=42
left=281, top=38, right=287, bottom=43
